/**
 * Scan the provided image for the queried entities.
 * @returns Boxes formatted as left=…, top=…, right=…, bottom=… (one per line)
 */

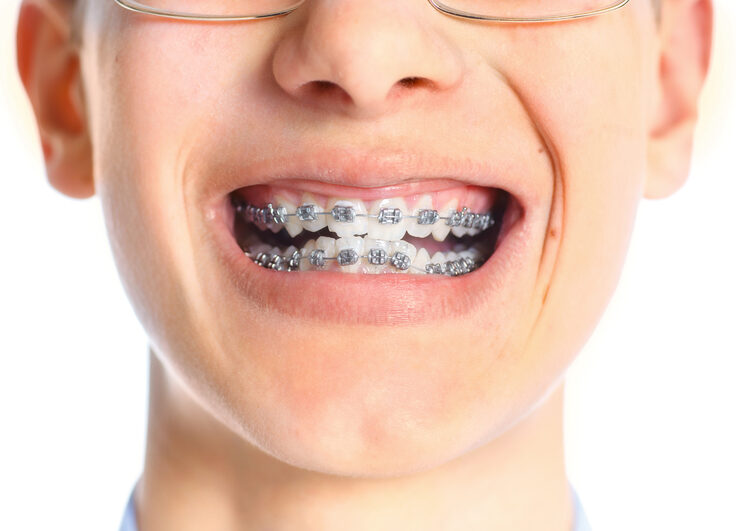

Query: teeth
left=412, top=248, right=431, bottom=274
left=236, top=194, right=496, bottom=277
left=406, top=194, right=435, bottom=238
left=366, top=197, right=408, bottom=240
left=433, top=198, right=458, bottom=241
left=274, top=195, right=303, bottom=238
left=300, top=193, right=328, bottom=233
left=315, top=236, right=336, bottom=269
left=246, top=237, right=486, bottom=277
left=238, top=197, right=493, bottom=243
left=335, top=237, right=364, bottom=273
left=389, top=240, right=417, bottom=273
left=299, top=240, right=316, bottom=271
left=430, top=251, right=446, bottom=265
left=451, top=223, right=470, bottom=238
left=362, top=238, right=391, bottom=274
left=459, top=248, right=481, bottom=262
left=326, top=198, right=368, bottom=237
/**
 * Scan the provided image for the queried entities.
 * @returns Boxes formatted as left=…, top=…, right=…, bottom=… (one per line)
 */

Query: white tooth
left=430, top=251, right=446, bottom=266
left=459, top=248, right=481, bottom=260
left=362, top=237, right=391, bottom=274
left=250, top=243, right=271, bottom=257
left=335, top=237, right=364, bottom=273
left=274, top=195, right=303, bottom=238
left=299, top=240, right=316, bottom=271
left=433, top=198, right=458, bottom=242
left=451, top=225, right=470, bottom=238
left=300, top=193, right=328, bottom=233
left=314, top=236, right=337, bottom=271
left=406, top=194, right=435, bottom=238
left=412, top=248, right=431, bottom=274
left=389, top=240, right=417, bottom=273
left=316, top=236, right=336, bottom=255
left=366, top=197, right=408, bottom=240
left=326, top=198, right=368, bottom=238
left=459, top=249, right=481, bottom=269
left=446, top=251, right=459, bottom=262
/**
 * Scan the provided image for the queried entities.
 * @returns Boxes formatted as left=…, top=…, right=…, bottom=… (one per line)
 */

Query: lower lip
left=208, top=198, right=532, bottom=326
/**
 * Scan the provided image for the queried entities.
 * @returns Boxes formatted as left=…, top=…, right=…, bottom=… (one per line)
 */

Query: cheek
left=85, top=22, right=249, bottom=356
left=509, top=17, right=649, bottom=363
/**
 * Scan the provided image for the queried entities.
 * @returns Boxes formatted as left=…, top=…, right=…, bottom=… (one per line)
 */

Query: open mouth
left=228, top=184, right=514, bottom=277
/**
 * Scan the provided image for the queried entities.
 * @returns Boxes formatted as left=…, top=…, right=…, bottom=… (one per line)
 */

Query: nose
left=272, top=0, right=464, bottom=118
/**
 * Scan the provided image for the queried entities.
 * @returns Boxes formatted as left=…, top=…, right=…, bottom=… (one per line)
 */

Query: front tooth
left=274, top=195, right=303, bottom=238
left=406, top=194, right=435, bottom=238
left=366, top=197, right=408, bottom=240
left=362, top=238, right=391, bottom=274
left=299, top=193, right=328, bottom=233
left=412, top=248, right=431, bottom=274
left=433, top=198, right=458, bottom=241
left=389, top=240, right=417, bottom=273
left=335, top=237, right=364, bottom=273
left=326, top=198, right=368, bottom=237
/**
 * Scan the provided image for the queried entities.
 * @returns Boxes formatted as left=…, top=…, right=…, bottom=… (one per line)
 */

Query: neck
left=136, top=352, right=574, bottom=531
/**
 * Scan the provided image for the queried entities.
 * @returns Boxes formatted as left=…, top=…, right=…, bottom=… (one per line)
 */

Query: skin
left=17, top=0, right=712, bottom=529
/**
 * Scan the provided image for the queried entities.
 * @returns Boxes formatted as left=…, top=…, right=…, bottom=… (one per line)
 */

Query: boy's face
left=23, top=0, right=709, bottom=476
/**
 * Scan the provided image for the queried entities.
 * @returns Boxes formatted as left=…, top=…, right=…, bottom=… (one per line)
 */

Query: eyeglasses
left=113, top=0, right=632, bottom=23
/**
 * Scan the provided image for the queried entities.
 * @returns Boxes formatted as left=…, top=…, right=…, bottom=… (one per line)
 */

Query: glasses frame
left=113, top=0, right=632, bottom=23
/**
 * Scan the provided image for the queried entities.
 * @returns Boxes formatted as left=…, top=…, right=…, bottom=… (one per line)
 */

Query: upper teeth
left=235, top=199, right=494, bottom=241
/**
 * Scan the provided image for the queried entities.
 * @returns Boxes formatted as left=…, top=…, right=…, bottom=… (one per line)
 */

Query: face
left=57, top=0, right=661, bottom=475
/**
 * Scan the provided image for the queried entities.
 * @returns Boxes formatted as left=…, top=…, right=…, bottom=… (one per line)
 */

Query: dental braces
left=234, top=200, right=495, bottom=230
left=246, top=248, right=481, bottom=277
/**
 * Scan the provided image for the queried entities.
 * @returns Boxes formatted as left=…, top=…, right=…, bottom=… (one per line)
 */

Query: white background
left=1, top=2, right=734, bottom=530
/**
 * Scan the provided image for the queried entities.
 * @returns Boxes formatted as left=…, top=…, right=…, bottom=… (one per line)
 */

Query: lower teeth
left=246, top=246, right=482, bottom=276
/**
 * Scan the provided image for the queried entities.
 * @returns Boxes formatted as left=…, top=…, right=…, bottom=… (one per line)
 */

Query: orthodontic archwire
left=234, top=199, right=494, bottom=277
left=233, top=199, right=496, bottom=230
left=244, top=247, right=481, bottom=277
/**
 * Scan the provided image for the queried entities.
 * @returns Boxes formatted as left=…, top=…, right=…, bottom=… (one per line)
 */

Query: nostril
left=393, top=76, right=437, bottom=92
left=398, top=77, right=425, bottom=88
left=298, top=80, right=353, bottom=105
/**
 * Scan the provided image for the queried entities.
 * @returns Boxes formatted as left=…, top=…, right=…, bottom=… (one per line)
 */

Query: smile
left=230, top=185, right=510, bottom=277
left=202, top=149, right=542, bottom=325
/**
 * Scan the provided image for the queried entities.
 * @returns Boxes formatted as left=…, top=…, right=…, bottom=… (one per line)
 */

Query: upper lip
left=198, top=146, right=540, bottom=215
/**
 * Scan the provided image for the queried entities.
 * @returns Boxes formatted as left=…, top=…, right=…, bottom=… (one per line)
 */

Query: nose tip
left=271, top=1, right=464, bottom=118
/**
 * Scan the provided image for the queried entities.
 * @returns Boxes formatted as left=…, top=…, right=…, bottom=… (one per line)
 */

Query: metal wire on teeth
left=248, top=249, right=480, bottom=277
left=234, top=200, right=495, bottom=230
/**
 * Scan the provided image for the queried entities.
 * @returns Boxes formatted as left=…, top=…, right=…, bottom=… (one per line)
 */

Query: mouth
left=229, top=184, right=513, bottom=277
left=203, top=151, right=539, bottom=325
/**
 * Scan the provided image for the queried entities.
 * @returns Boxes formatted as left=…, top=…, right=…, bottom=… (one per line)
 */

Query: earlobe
left=645, top=0, right=713, bottom=199
left=16, top=0, right=93, bottom=199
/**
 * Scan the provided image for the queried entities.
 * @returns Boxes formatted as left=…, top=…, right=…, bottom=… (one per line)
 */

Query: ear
left=645, top=0, right=713, bottom=199
left=16, top=0, right=93, bottom=198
